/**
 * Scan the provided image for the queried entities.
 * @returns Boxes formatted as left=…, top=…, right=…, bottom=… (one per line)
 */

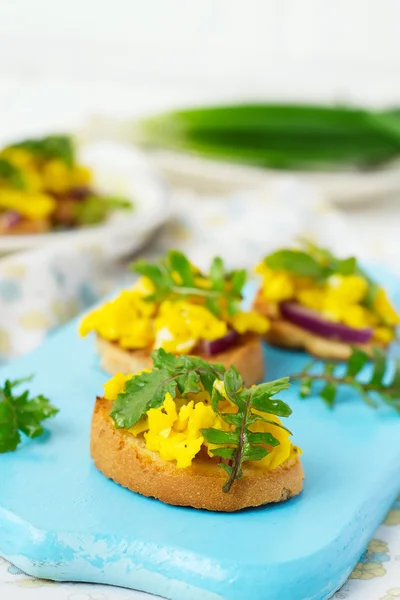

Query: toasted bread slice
left=254, top=292, right=377, bottom=361
left=91, top=397, right=304, bottom=512
left=96, top=333, right=265, bottom=385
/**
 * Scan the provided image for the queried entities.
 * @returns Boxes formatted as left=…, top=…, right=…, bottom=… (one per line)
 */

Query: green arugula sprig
left=75, top=195, right=133, bottom=226
left=292, top=348, right=400, bottom=411
left=111, top=349, right=226, bottom=429
left=264, top=241, right=380, bottom=312
left=0, top=376, right=59, bottom=453
left=201, top=370, right=292, bottom=493
left=131, top=250, right=246, bottom=317
left=110, top=348, right=293, bottom=493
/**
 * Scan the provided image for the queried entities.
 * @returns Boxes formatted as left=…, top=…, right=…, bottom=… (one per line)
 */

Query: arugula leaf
left=131, top=250, right=246, bottom=317
left=75, top=195, right=132, bottom=226
left=209, top=257, right=225, bottom=291
left=111, top=369, right=177, bottom=429
left=168, top=250, right=195, bottom=287
left=346, top=348, right=370, bottom=377
left=230, top=269, right=247, bottom=295
left=265, top=249, right=328, bottom=279
left=202, top=372, right=292, bottom=493
left=0, top=377, right=58, bottom=453
left=292, top=347, right=400, bottom=411
left=0, top=158, right=26, bottom=189
left=110, top=348, right=226, bottom=428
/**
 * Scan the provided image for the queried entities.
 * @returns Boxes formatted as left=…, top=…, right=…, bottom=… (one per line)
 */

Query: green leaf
left=246, top=431, right=279, bottom=446
left=168, top=250, right=195, bottom=287
left=151, top=347, right=178, bottom=370
left=390, top=359, right=400, bottom=391
left=219, top=462, right=233, bottom=477
left=224, top=368, right=245, bottom=409
left=132, top=261, right=166, bottom=290
left=204, top=297, right=220, bottom=317
left=201, top=428, right=239, bottom=444
left=346, top=348, right=370, bottom=377
left=74, top=196, right=108, bottom=226
left=252, top=395, right=292, bottom=417
left=209, top=257, right=225, bottom=291
left=320, top=382, right=337, bottom=407
left=101, top=196, right=132, bottom=210
left=217, top=412, right=243, bottom=427
left=265, top=249, right=327, bottom=279
left=110, top=369, right=177, bottom=428
left=242, top=445, right=269, bottom=462
left=211, top=386, right=225, bottom=412
left=227, top=296, right=240, bottom=317
left=369, top=349, right=387, bottom=386
left=363, top=279, right=380, bottom=310
left=0, top=158, right=26, bottom=189
left=208, top=446, right=235, bottom=459
left=334, top=256, right=357, bottom=275
left=178, top=369, right=202, bottom=395
left=251, top=378, right=290, bottom=398
left=224, top=366, right=243, bottom=393
left=325, top=362, right=336, bottom=374
left=299, top=377, right=313, bottom=398
left=0, top=399, right=20, bottom=452
left=0, top=378, right=58, bottom=453
left=230, top=269, right=247, bottom=294
left=247, top=413, right=292, bottom=435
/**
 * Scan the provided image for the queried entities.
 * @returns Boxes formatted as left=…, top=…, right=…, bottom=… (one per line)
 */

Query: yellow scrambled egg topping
left=80, top=277, right=269, bottom=353
left=0, top=147, right=91, bottom=220
left=256, top=262, right=400, bottom=343
left=104, top=372, right=298, bottom=470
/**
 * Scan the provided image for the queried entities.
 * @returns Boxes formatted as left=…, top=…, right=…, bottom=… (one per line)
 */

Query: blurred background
left=2, top=0, right=400, bottom=132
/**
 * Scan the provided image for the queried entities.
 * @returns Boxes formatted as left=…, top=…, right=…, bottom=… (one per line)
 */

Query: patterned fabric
left=0, top=178, right=399, bottom=598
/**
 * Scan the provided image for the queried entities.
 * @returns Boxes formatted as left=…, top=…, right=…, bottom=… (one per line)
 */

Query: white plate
left=147, top=149, right=400, bottom=206
left=0, top=142, right=170, bottom=256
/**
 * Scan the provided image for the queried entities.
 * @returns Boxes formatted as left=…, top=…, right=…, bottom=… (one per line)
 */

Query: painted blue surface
left=1, top=267, right=400, bottom=600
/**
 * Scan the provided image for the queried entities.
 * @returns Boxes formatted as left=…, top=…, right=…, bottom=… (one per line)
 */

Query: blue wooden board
left=1, top=268, right=400, bottom=600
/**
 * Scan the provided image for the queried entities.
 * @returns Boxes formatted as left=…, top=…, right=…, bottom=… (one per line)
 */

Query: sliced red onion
left=0, top=210, right=23, bottom=229
left=200, top=329, right=239, bottom=356
left=280, top=301, right=373, bottom=344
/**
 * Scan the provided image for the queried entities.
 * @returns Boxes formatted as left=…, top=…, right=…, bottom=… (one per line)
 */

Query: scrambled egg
left=80, top=276, right=270, bottom=353
left=0, top=147, right=92, bottom=220
left=104, top=373, right=298, bottom=471
left=256, top=262, right=400, bottom=342
left=0, top=189, right=56, bottom=220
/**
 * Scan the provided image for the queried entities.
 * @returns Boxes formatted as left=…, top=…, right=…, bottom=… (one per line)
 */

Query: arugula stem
left=291, top=372, right=400, bottom=396
left=170, top=285, right=222, bottom=298
left=223, top=388, right=254, bottom=493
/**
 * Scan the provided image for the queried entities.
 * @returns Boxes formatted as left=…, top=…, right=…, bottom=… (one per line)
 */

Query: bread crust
left=254, top=291, right=380, bottom=361
left=0, top=218, right=50, bottom=235
left=91, top=397, right=304, bottom=512
left=96, top=333, right=265, bottom=385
